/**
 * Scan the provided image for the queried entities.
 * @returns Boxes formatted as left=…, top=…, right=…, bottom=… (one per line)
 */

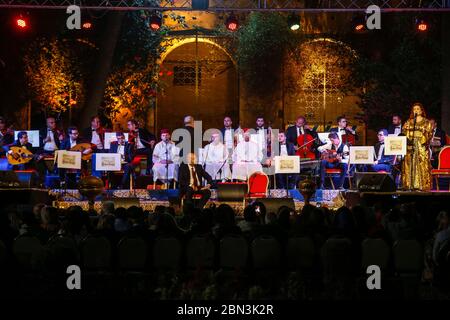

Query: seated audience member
left=433, top=211, right=450, bottom=265
left=211, top=204, right=241, bottom=239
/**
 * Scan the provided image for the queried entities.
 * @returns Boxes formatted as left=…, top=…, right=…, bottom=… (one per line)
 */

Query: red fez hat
left=160, top=128, right=170, bottom=135
left=243, top=128, right=250, bottom=133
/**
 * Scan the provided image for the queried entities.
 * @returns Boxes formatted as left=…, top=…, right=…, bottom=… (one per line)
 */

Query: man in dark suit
left=178, top=152, right=213, bottom=209
left=367, top=129, right=395, bottom=173
left=109, top=132, right=135, bottom=189
left=59, top=126, right=87, bottom=188
left=7, top=131, right=46, bottom=185
left=330, top=115, right=357, bottom=145
left=387, top=114, right=402, bottom=136
left=269, top=131, right=297, bottom=189
left=127, top=119, right=156, bottom=175
left=430, top=118, right=447, bottom=168
left=81, top=115, right=107, bottom=152
left=39, top=116, right=63, bottom=155
left=60, top=127, right=83, bottom=151
left=220, top=116, right=235, bottom=150
left=285, top=116, right=319, bottom=155
left=0, top=116, right=14, bottom=155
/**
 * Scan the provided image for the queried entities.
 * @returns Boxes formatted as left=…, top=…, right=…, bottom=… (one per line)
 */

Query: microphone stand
left=165, top=142, right=169, bottom=190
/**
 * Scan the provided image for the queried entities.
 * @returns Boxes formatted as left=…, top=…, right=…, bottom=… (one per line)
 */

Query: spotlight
left=82, top=21, right=92, bottom=30
left=15, top=15, right=28, bottom=30
left=288, top=14, right=300, bottom=31
left=352, top=15, right=366, bottom=32
left=415, top=18, right=428, bottom=32
left=149, top=15, right=162, bottom=31
left=225, top=15, right=239, bottom=32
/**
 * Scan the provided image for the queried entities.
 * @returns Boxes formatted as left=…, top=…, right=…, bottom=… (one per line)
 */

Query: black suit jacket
left=81, top=127, right=106, bottom=148
left=10, top=141, right=38, bottom=154
left=109, top=141, right=134, bottom=163
left=178, top=163, right=213, bottom=195
left=285, top=125, right=318, bottom=146
left=220, top=127, right=236, bottom=144
left=277, top=142, right=296, bottom=156
left=132, top=128, right=156, bottom=149
left=39, top=127, right=62, bottom=151
left=374, top=142, right=395, bottom=165
left=387, top=124, right=402, bottom=135
left=60, top=138, right=81, bottom=151
left=433, top=128, right=447, bottom=147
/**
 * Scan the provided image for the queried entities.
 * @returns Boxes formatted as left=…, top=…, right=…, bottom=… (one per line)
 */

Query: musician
left=388, top=114, right=403, bottom=136
left=59, top=127, right=85, bottom=188
left=109, top=132, right=134, bottom=189
left=60, top=127, right=83, bottom=150
left=127, top=119, right=156, bottom=175
left=7, top=131, right=46, bottom=185
left=220, top=116, right=236, bottom=151
left=367, top=129, right=395, bottom=173
left=318, top=132, right=349, bottom=189
left=232, top=129, right=263, bottom=181
left=152, top=129, right=180, bottom=185
left=267, top=131, right=296, bottom=189
left=255, top=116, right=272, bottom=159
left=330, top=116, right=356, bottom=145
left=82, top=116, right=106, bottom=151
left=286, top=116, right=319, bottom=158
left=178, top=152, right=213, bottom=209
left=0, top=116, right=13, bottom=155
left=178, top=115, right=196, bottom=158
left=401, top=103, right=433, bottom=191
left=202, top=132, right=231, bottom=181
left=429, top=118, right=447, bottom=168
left=39, top=116, right=63, bottom=154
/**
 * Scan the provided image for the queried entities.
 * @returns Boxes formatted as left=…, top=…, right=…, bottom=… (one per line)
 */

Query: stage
left=2, top=187, right=450, bottom=215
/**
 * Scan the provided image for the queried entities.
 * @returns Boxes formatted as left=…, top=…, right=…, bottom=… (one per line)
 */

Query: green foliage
left=236, top=12, right=300, bottom=96
left=351, top=16, right=441, bottom=129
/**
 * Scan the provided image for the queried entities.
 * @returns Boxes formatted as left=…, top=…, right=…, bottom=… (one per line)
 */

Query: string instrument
left=267, top=124, right=272, bottom=156
left=320, top=149, right=349, bottom=163
left=128, top=130, right=155, bottom=150
left=70, top=143, right=93, bottom=161
left=296, top=130, right=316, bottom=159
left=7, top=146, right=43, bottom=165
left=341, top=133, right=355, bottom=146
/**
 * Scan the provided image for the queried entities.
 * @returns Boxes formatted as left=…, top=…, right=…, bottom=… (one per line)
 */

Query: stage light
left=15, top=16, right=28, bottom=29
left=82, top=21, right=92, bottom=30
left=225, top=15, right=239, bottom=32
left=149, top=15, right=162, bottom=31
left=416, top=18, right=428, bottom=32
left=288, top=14, right=300, bottom=31
left=352, top=15, right=366, bottom=32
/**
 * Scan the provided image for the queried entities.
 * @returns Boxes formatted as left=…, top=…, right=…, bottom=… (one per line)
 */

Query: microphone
left=414, top=113, right=418, bottom=118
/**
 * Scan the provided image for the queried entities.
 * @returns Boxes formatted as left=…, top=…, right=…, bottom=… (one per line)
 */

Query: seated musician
left=127, top=119, right=156, bottom=175
left=367, top=129, right=395, bottom=173
left=178, top=152, right=213, bottom=209
left=109, top=132, right=134, bottom=189
left=286, top=116, right=319, bottom=154
left=81, top=115, right=106, bottom=152
left=7, top=131, right=46, bottom=186
left=429, top=118, right=447, bottom=168
left=152, top=129, right=180, bottom=185
left=330, top=115, right=357, bottom=145
left=232, top=129, right=263, bottom=181
left=266, top=131, right=296, bottom=189
left=59, top=127, right=89, bottom=188
left=318, top=132, right=349, bottom=189
left=202, top=132, right=231, bottom=181
left=39, top=116, right=64, bottom=155
left=0, top=116, right=14, bottom=155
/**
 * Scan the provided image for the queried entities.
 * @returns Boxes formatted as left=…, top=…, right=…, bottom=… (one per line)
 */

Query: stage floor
left=49, top=188, right=345, bottom=214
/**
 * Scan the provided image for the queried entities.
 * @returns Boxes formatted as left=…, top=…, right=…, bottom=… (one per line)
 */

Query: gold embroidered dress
left=401, top=117, right=433, bottom=190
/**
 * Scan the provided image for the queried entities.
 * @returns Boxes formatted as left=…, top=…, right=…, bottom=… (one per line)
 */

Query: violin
left=296, top=129, right=316, bottom=159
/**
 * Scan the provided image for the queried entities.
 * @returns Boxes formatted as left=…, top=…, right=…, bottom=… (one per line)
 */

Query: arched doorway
left=157, top=38, right=238, bottom=133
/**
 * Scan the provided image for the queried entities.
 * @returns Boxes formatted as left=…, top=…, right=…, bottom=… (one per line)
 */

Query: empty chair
left=220, top=234, right=248, bottom=269
left=46, top=235, right=80, bottom=266
left=393, top=240, right=423, bottom=274
left=117, top=236, right=148, bottom=271
left=251, top=235, right=281, bottom=269
left=12, top=236, right=44, bottom=271
left=152, top=236, right=182, bottom=270
left=287, top=237, right=316, bottom=270
left=80, top=236, right=112, bottom=270
left=186, top=236, right=215, bottom=269
left=361, top=238, right=391, bottom=272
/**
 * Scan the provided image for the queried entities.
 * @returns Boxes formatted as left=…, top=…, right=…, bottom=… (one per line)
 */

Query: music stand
left=93, top=153, right=121, bottom=195
left=274, top=156, right=300, bottom=198
left=55, top=150, right=82, bottom=199
left=384, top=136, right=407, bottom=189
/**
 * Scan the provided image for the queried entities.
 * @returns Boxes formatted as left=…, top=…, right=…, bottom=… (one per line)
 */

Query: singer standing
left=401, top=103, right=433, bottom=191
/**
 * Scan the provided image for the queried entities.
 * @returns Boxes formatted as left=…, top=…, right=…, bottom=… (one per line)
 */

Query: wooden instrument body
left=7, top=146, right=35, bottom=165
left=320, top=149, right=349, bottom=163
left=340, top=133, right=355, bottom=146
left=70, top=143, right=93, bottom=161
left=296, top=133, right=316, bottom=159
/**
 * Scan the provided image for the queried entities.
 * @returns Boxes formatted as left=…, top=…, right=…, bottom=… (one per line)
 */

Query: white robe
left=202, top=142, right=231, bottom=180
left=152, top=141, right=180, bottom=181
left=232, top=140, right=263, bottom=180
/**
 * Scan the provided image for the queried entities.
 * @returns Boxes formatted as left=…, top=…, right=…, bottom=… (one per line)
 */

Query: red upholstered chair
left=247, top=171, right=269, bottom=198
left=324, top=168, right=352, bottom=190
left=130, top=155, right=148, bottom=176
left=431, top=146, right=450, bottom=191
